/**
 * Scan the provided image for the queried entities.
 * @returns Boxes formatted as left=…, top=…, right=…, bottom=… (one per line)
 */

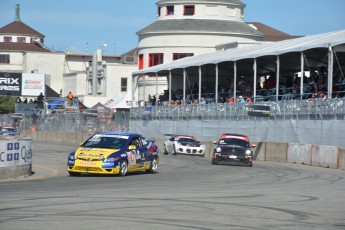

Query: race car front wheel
left=119, top=160, right=128, bottom=176
left=147, top=157, right=158, bottom=173
left=172, top=145, right=177, bottom=155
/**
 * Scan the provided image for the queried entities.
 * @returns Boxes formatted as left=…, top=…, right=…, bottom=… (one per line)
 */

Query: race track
left=0, top=142, right=344, bottom=230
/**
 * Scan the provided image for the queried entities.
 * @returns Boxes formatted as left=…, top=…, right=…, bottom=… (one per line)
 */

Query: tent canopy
left=133, top=29, right=345, bottom=76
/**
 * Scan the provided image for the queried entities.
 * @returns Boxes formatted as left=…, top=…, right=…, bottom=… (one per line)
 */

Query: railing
left=130, top=98, right=345, bottom=121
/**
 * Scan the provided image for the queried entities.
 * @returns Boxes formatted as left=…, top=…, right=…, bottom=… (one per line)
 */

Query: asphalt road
left=0, top=142, right=344, bottom=230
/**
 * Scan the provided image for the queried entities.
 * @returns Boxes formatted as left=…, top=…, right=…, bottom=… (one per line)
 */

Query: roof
left=247, top=22, right=301, bottom=41
left=0, top=21, right=44, bottom=37
left=0, top=42, right=51, bottom=52
left=133, top=29, right=345, bottom=76
left=157, top=0, right=245, bottom=5
left=137, top=19, right=263, bottom=38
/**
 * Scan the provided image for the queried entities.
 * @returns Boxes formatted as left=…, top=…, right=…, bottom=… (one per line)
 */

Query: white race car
left=163, top=134, right=205, bottom=156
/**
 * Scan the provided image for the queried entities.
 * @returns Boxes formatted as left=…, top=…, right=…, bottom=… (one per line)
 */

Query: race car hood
left=74, top=147, right=120, bottom=160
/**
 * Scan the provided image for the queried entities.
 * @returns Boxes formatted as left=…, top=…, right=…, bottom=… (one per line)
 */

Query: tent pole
left=276, top=56, right=280, bottom=101
left=300, top=52, right=304, bottom=100
left=328, top=46, right=334, bottom=98
left=233, top=61, right=237, bottom=100
left=156, top=73, right=158, bottom=103
left=183, top=69, right=186, bottom=104
left=169, top=70, right=172, bottom=104
left=253, top=59, right=257, bottom=102
left=198, top=66, right=202, bottom=102
left=215, top=64, right=219, bottom=104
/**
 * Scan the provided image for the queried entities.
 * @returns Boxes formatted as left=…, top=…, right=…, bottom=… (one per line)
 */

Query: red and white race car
left=163, top=134, right=205, bottom=157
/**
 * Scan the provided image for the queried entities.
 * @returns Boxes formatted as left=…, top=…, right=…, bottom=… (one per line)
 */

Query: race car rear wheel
left=119, top=160, right=128, bottom=176
left=211, top=159, right=218, bottom=165
left=172, top=145, right=177, bottom=155
left=147, top=157, right=158, bottom=173
left=68, top=171, right=81, bottom=176
left=163, top=144, right=168, bottom=155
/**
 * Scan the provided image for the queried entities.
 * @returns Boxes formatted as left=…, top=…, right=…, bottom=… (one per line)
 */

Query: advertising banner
left=0, top=139, right=32, bottom=168
left=22, top=73, right=45, bottom=96
left=0, top=72, right=45, bottom=97
left=247, top=105, right=271, bottom=117
left=0, top=72, right=22, bottom=96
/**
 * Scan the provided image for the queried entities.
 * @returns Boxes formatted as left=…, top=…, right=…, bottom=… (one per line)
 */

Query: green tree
left=0, top=96, right=16, bottom=114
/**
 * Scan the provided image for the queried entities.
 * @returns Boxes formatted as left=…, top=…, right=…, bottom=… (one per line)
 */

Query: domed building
left=135, top=0, right=264, bottom=103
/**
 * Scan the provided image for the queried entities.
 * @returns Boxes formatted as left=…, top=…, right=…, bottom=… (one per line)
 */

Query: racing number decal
left=127, top=151, right=136, bottom=165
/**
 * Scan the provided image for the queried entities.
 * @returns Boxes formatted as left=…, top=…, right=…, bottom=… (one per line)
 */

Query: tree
left=0, top=96, right=16, bottom=114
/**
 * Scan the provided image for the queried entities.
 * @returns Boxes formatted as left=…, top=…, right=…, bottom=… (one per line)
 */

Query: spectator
left=199, top=97, right=206, bottom=106
left=23, top=98, right=28, bottom=103
left=67, top=91, right=73, bottom=106
left=37, top=92, right=44, bottom=107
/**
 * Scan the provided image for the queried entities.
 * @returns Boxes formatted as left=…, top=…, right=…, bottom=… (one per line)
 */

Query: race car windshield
left=218, top=138, right=249, bottom=147
left=82, top=136, right=127, bottom=149
left=178, top=138, right=197, bottom=143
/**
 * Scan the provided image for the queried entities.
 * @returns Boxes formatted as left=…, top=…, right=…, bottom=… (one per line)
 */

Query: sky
left=0, top=0, right=344, bottom=56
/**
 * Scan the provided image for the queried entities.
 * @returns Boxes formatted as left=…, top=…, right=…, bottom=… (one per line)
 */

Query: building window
left=0, top=54, right=10, bottom=63
left=158, top=7, right=161, bottom=16
left=121, top=78, right=127, bottom=92
left=138, top=54, right=144, bottom=70
left=4, top=37, right=12, bottom=42
left=173, top=53, right=194, bottom=61
left=149, top=53, right=163, bottom=67
left=166, top=6, right=174, bottom=15
left=184, top=5, right=195, bottom=15
left=17, top=37, right=26, bottom=43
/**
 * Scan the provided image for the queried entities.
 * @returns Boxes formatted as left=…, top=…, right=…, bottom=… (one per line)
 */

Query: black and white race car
left=163, top=134, right=205, bottom=157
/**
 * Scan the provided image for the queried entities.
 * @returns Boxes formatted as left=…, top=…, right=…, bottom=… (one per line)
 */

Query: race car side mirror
left=212, top=140, right=217, bottom=144
left=128, top=145, right=137, bottom=150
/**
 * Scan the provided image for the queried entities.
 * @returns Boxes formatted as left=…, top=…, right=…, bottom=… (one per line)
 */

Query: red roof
left=0, top=21, right=44, bottom=37
left=246, top=22, right=301, bottom=42
left=0, top=42, right=50, bottom=52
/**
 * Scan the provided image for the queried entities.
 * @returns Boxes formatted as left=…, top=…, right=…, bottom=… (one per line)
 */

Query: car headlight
left=69, top=155, right=75, bottom=160
left=103, top=158, right=115, bottom=163
left=245, top=150, right=251, bottom=155
left=216, top=147, right=222, bottom=153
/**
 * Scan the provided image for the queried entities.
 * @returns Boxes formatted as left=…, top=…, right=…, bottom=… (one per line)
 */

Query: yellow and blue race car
left=67, top=132, right=159, bottom=176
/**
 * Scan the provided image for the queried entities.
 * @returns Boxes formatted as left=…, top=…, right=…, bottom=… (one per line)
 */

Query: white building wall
left=0, top=52, right=23, bottom=72
left=25, top=52, right=65, bottom=96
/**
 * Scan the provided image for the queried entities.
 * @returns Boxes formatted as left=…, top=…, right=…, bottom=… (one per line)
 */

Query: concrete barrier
left=0, top=137, right=33, bottom=180
left=311, top=145, right=338, bottom=169
left=253, top=142, right=266, bottom=161
left=265, top=142, right=288, bottom=163
left=16, top=131, right=345, bottom=171
left=339, top=148, right=345, bottom=170
left=288, top=143, right=312, bottom=165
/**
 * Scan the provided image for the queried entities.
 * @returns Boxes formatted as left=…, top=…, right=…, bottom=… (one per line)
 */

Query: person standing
left=67, top=91, right=73, bottom=106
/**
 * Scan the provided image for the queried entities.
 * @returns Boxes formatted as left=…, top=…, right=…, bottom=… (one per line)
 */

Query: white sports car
left=163, top=134, right=205, bottom=156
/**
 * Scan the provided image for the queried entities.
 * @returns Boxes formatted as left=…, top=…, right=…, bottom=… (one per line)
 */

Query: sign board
left=0, top=72, right=45, bottom=97
left=22, top=73, right=45, bottom=96
left=0, top=72, right=22, bottom=96
left=0, top=139, right=32, bottom=168
left=247, top=105, right=270, bottom=117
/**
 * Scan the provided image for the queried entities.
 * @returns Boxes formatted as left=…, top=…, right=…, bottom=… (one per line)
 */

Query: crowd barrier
left=0, top=137, right=33, bottom=180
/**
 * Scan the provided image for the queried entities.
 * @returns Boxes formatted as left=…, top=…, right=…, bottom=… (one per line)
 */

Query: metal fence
left=0, top=110, right=130, bottom=134
left=130, top=98, right=345, bottom=121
